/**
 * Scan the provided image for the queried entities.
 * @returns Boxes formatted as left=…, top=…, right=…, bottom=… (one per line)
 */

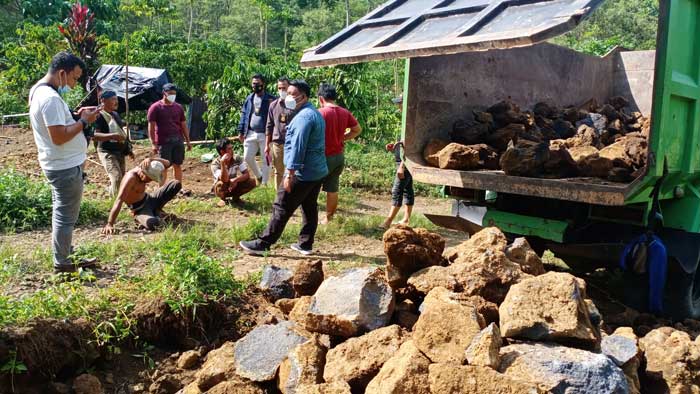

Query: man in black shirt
left=94, top=90, right=133, bottom=197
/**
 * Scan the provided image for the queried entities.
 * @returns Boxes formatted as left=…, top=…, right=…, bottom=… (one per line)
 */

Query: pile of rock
left=423, top=97, right=650, bottom=182
left=167, top=226, right=700, bottom=394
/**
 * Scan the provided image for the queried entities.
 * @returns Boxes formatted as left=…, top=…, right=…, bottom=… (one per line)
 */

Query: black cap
left=100, top=90, right=117, bottom=99
left=162, top=83, right=177, bottom=93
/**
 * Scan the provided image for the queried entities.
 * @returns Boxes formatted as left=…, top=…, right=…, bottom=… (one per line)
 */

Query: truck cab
left=302, top=0, right=700, bottom=320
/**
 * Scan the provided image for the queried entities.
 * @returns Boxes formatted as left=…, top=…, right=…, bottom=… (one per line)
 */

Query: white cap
left=144, top=161, right=165, bottom=183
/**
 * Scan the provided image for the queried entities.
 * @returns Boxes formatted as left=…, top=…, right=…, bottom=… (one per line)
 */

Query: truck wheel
left=664, top=257, right=700, bottom=321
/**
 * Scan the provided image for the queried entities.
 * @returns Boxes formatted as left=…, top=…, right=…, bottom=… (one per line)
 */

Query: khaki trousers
left=98, top=150, right=126, bottom=197
left=270, top=142, right=285, bottom=190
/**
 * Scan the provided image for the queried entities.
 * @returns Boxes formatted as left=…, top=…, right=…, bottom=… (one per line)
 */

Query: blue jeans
left=43, top=165, right=83, bottom=268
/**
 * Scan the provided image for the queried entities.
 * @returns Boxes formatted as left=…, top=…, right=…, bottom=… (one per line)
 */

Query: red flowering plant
left=58, top=1, right=101, bottom=81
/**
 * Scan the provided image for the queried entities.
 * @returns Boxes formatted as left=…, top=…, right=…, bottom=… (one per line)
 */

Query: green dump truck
left=301, top=0, right=700, bottom=320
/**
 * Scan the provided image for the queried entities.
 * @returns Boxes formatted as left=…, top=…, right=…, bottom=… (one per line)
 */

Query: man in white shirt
left=28, top=51, right=100, bottom=273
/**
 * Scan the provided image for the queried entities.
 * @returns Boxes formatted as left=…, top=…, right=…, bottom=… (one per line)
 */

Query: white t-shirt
left=29, top=84, right=86, bottom=171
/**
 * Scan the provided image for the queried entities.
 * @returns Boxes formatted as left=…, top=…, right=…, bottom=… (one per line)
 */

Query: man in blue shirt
left=240, top=80, right=328, bottom=256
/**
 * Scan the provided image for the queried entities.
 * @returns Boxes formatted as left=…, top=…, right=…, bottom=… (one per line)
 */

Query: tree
left=58, top=2, right=100, bottom=78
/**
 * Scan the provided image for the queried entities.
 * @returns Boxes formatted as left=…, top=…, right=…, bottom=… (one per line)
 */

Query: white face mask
left=166, top=94, right=176, bottom=103
left=278, top=90, right=287, bottom=99
left=284, top=96, right=297, bottom=110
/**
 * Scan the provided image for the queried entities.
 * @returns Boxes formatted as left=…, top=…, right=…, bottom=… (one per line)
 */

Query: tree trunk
left=188, top=0, right=194, bottom=44
left=345, top=0, right=351, bottom=26
left=259, top=7, right=264, bottom=50
left=284, top=24, right=288, bottom=62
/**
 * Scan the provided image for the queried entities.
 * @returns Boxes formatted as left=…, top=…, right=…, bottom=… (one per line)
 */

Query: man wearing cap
left=101, top=158, right=181, bottom=234
left=94, top=90, right=133, bottom=197
left=147, top=83, right=191, bottom=189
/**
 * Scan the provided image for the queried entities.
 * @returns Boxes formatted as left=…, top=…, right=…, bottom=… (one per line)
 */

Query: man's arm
left=181, top=120, right=191, bottom=150
left=148, top=121, right=158, bottom=154
left=285, top=114, right=312, bottom=174
left=237, top=97, right=249, bottom=141
left=102, top=173, right=130, bottom=234
left=265, top=102, right=276, bottom=153
left=46, top=105, right=99, bottom=145
left=232, top=169, right=250, bottom=184
left=344, top=124, right=362, bottom=141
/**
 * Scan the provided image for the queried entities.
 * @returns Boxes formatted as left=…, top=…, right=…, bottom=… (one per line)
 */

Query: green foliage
left=1, top=350, right=28, bottom=393
left=0, top=169, right=107, bottom=233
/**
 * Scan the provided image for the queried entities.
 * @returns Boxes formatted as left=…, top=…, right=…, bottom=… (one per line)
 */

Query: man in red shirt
left=317, top=83, right=362, bottom=223
left=147, top=83, right=191, bottom=189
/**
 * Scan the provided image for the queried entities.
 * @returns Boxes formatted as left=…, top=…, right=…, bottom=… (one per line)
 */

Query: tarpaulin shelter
left=80, top=65, right=191, bottom=112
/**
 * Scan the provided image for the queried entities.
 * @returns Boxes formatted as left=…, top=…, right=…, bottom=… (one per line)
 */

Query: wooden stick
left=86, top=158, right=102, bottom=166
left=189, top=137, right=237, bottom=146
left=0, top=135, right=15, bottom=140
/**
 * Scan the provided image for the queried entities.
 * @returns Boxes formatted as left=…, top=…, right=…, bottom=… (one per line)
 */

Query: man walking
left=94, top=90, right=133, bottom=197
left=147, top=83, right=191, bottom=190
left=238, top=73, right=275, bottom=185
left=28, top=51, right=100, bottom=273
left=239, top=80, right=328, bottom=256
left=317, top=83, right=362, bottom=223
left=265, top=77, right=292, bottom=189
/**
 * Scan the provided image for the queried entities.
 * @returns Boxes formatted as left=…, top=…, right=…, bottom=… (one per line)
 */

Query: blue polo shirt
left=284, top=102, right=328, bottom=182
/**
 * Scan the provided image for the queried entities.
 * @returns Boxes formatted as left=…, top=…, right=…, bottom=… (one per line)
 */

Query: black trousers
left=129, top=180, right=181, bottom=230
left=259, top=178, right=323, bottom=249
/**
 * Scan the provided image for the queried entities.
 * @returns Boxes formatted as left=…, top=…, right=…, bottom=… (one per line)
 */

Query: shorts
left=392, top=169, right=414, bottom=207
left=322, top=153, right=345, bottom=193
left=158, top=139, right=185, bottom=165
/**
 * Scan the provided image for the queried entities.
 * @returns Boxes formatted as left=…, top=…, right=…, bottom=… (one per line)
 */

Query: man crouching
left=101, top=158, right=181, bottom=234
left=211, top=138, right=257, bottom=206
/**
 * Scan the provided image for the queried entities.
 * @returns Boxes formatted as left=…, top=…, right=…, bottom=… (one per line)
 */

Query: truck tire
left=664, top=256, right=700, bottom=321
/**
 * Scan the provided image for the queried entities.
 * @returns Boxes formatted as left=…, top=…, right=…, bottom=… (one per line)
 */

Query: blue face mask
left=57, top=72, right=72, bottom=95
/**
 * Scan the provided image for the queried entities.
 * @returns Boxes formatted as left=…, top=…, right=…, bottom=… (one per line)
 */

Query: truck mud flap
left=423, top=214, right=483, bottom=235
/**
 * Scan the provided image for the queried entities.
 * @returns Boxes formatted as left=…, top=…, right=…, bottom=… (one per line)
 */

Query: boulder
left=474, top=110, right=494, bottom=124
left=304, top=267, right=395, bottom=337
left=568, top=146, right=613, bottom=178
left=278, top=336, right=327, bottom=394
left=260, top=265, right=294, bottom=301
left=486, top=123, right=527, bottom=151
left=499, top=272, right=600, bottom=346
left=296, top=382, right=352, bottom=394
left=487, top=100, right=528, bottom=128
left=429, top=364, right=546, bottom=394
left=234, top=321, right=309, bottom=382
left=599, top=135, right=647, bottom=170
left=566, top=124, right=601, bottom=148
left=293, top=260, right=324, bottom=296
left=382, top=225, right=445, bottom=288
left=604, top=330, right=642, bottom=394
left=552, top=119, right=576, bottom=139
left=533, top=102, right=558, bottom=119
left=323, top=325, right=408, bottom=391
left=451, top=120, right=489, bottom=145
left=413, top=287, right=485, bottom=364
left=182, top=382, right=202, bottom=394
left=577, top=113, right=608, bottom=135
left=562, top=107, right=587, bottom=123
left=499, top=342, right=629, bottom=393
left=365, top=340, right=430, bottom=394
left=393, top=310, right=419, bottom=330
left=500, top=139, right=549, bottom=177
left=73, top=374, right=102, bottom=394
left=639, top=327, right=700, bottom=393
left=206, top=378, right=265, bottom=394
left=149, top=373, right=181, bottom=394
left=406, top=265, right=460, bottom=294
left=465, top=323, right=501, bottom=369
left=608, top=96, right=629, bottom=110
left=423, top=139, right=449, bottom=167
left=468, top=143, right=501, bottom=170
left=434, top=143, right=481, bottom=170
left=444, top=227, right=508, bottom=264
left=195, top=342, right=237, bottom=390
left=505, top=238, right=545, bottom=276
left=289, top=296, right=313, bottom=327
left=542, top=143, right=578, bottom=178
left=177, top=350, right=200, bottom=370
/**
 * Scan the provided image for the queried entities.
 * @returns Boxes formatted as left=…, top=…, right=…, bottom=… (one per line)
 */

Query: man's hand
left=386, top=143, right=394, bottom=152
left=111, top=133, right=126, bottom=142
left=238, top=134, right=245, bottom=143
left=221, top=152, right=232, bottom=164
left=151, top=145, right=159, bottom=155
left=284, top=173, right=294, bottom=193
left=186, top=142, right=192, bottom=151
left=79, top=107, right=100, bottom=123
left=264, top=143, right=270, bottom=155
left=101, top=224, right=116, bottom=235
left=128, top=152, right=136, bottom=160
left=397, top=169, right=405, bottom=180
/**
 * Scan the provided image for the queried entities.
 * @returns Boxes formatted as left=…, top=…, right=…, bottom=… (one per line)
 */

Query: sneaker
left=290, top=243, right=313, bottom=256
left=53, top=258, right=98, bottom=274
left=239, top=239, right=270, bottom=256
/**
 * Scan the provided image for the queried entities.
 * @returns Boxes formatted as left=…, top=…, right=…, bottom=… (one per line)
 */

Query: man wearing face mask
left=147, top=83, right=191, bottom=190
left=28, top=51, right=101, bottom=273
left=237, top=73, right=275, bottom=186
left=265, top=77, right=292, bottom=189
left=240, top=79, right=328, bottom=256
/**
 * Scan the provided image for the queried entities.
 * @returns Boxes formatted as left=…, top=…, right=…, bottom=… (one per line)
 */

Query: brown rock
left=195, top=342, right=237, bottom=390
left=434, top=143, right=481, bottom=170
left=505, top=238, right=545, bottom=276
left=640, top=327, right=700, bottom=393
left=423, top=139, right=449, bottom=167
left=566, top=124, right=600, bottom=148
left=486, top=123, right=525, bottom=151
left=467, top=143, right=500, bottom=170
left=449, top=249, right=528, bottom=304
left=383, top=225, right=445, bottom=288
left=149, top=374, right=181, bottom=394
left=542, top=143, right=578, bottom=178
left=323, top=325, right=408, bottom=391
left=289, top=296, right=313, bottom=327
left=428, top=364, right=546, bottom=393
left=606, top=328, right=641, bottom=394
left=451, top=120, right=489, bottom=145
left=278, top=336, right=327, bottom=394
left=487, top=100, right=528, bottom=128
left=206, top=377, right=265, bottom=394
left=499, top=139, right=549, bottom=177
left=552, top=118, right=576, bottom=139
left=406, top=265, right=460, bottom=294
left=177, top=350, right=200, bottom=370
left=499, top=272, right=600, bottom=347
left=599, top=135, right=647, bottom=170
left=608, top=96, right=629, bottom=110
left=598, top=104, right=619, bottom=121
left=413, top=287, right=485, bottom=364
left=474, top=111, right=494, bottom=124
left=296, top=382, right=351, bottom=394
left=465, top=322, right=501, bottom=369
left=181, top=382, right=202, bottom=394
left=393, top=310, right=419, bottom=330
left=562, top=106, right=587, bottom=123
left=293, top=260, right=324, bottom=296
left=568, top=146, right=614, bottom=178
left=73, top=374, right=102, bottom=394
left=533, top=102, right=558, bottom=119
left=444, top=227, right=508, bottom=263
left=276, top=298, right=298, bottom=315
left=365, top=340, right=430, bottom=394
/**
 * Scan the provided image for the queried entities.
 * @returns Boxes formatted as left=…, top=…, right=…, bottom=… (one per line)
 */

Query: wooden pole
left=125, top=37, right=130, bottom=140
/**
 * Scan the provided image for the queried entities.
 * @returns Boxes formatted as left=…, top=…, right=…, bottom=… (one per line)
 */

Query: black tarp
left=80, top=65, right=191, bottom=112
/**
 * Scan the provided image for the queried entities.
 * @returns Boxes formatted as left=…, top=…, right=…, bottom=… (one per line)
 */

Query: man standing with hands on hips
left=147, top=83, right=191, bottom=192
left=239, top=80, right=328, bottom=256
left=28, top=51, right=101, bottom=273
left=238, top=73, right=275, bottom=186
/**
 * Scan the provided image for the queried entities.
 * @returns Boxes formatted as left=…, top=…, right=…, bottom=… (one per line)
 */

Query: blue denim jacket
left=284, top=102, right=328, bottom=182
left=237, top=92, right=276, bottom=137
